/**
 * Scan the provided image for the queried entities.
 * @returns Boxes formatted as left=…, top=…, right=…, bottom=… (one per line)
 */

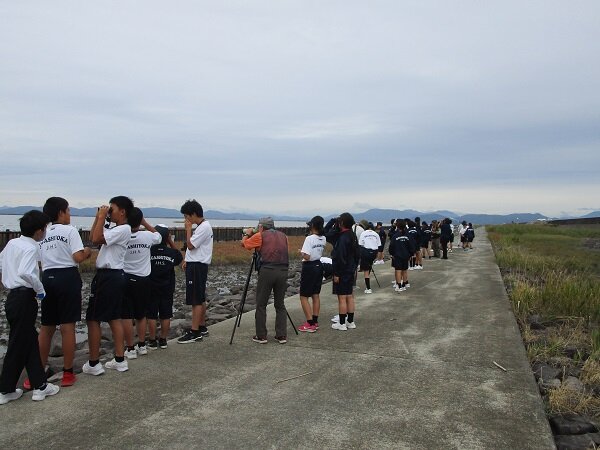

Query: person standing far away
left=242, top=217, right=290, bottom=344
left=0, top=210, right=61, bottom=405
left=297, top=216, right=326, bottom=333
left=30, top=197, right=91, bottom=390
left=178, top=199, right=213, bottom=344
left=430, top=220, right=441, bottom=258
left=358, top=221, right=381, bottom=294
left=440, top=218, right=453, bottom=260
left=420, top=221, right=432, bottom=262
left=83, top=196, right=133, bottom=375
left=465, top=222, right=475, bottom=249
left=374, top=221, right=386, bottom=265
left=458, top=220, right=468, bottom=249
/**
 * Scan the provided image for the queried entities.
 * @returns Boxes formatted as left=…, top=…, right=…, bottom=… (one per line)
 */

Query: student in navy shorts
left=147, top=225, right=183, bottom=349
left=297, top=216, right=326, bottom=333
left=177, top=200, right=213, bottom=344
left=329, top=213, right=359, bottom=331
left=83, top=196, right=133, bottom=375
left=25, top=197, right=92, bottom=389
left=122, top=208, right=162, bottom=359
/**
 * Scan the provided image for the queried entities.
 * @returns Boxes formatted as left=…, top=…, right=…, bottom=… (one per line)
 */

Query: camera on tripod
left=242, top=227, right=257, bottom=238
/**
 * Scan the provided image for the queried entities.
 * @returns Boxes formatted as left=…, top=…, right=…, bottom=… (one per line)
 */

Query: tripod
left=229, top=251, right=298, bottom=344
left=370, top=264, right=381, bottom=288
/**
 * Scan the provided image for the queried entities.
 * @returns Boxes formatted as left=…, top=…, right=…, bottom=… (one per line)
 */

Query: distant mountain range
left=1, top=205, right=598, bottom=225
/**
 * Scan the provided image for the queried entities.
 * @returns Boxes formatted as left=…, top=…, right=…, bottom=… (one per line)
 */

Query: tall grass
left=488, top=224, right=600, bottom=321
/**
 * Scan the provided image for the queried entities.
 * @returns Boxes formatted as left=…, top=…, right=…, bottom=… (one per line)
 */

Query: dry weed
left=548, top=385, right=600, bottom=418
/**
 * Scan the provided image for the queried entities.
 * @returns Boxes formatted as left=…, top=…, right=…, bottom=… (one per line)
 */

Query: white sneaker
left=136, top=345, right=148, bottom=356
left=364, top=289, right=372, bottom=294
left=394, top=286, right=406, bottom=293
left=346, top=321, right=357, bottom=329
left=82, top=361, right=105, bottom=376
left=415, top=265, right=423, bottom=270
left=32, top=383, right=60, bottom=401
left=392, top=282, right=398, bottom=288
left=405, top=283, right=411, bottom=288
left=0, top=389, right=23, bottom=405
left=331, top=314, right=340, bottom=323
left=105, top=358, right=129, bottom=372
left=331, top=322, right=347, bottom=331
left=408, top=267, right=414, bottom=271
left=124, top=349, right=138, bottom=359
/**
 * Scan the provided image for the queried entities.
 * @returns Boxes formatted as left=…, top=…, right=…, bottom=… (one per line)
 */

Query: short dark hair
left=180, top=199, right=203, bottom=217
left=43, top=197, right=68, bottom=222
left=20, top=210, right=50, bottom=237
left=128, top=207, right=143, bottom=228
left=394, top=219, right=406, bottom=230
left=338, top=212, right=355, bottom=229
left=109, top=196, right=134, bottom=217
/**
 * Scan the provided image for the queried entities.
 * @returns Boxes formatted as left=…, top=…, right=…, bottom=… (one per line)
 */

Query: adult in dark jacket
left=440, top=218, right=453, bottom=260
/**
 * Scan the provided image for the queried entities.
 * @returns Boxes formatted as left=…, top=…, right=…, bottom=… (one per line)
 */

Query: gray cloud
left=1, top=1, right=599, bottom=216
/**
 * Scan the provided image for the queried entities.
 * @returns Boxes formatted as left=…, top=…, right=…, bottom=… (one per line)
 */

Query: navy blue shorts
left=86, top=269, right=125, bottom=322
left=332, top=272, right=354, bottom=296
left=122, top=274, right=150, bottom=320
left=146, top=283, right=174, bottom=320
left=41, top=267, right=82, bottom=325
left=185, top=262, right=208, bottom=305
left=393, top=258, right=409, bottom=271
left=299, top=261, right=323, bottom=297
left=359, top=248, right=377, bottom=271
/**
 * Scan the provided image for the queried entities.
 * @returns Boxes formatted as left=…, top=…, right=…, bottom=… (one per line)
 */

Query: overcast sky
left=1, top=1, right=599, bottom=217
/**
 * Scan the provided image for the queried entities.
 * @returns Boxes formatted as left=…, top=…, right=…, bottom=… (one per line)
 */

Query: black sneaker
left=177, top=330, right=202, bottom=344
left=159, top=338, right=168, bottom=349
left=199, top=328, right=210, bottom=337
left=147, top=339, right=159, bottom=350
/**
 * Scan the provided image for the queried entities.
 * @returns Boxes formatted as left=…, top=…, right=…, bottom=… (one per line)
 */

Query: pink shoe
left=298, top=322, right=317, bottom=333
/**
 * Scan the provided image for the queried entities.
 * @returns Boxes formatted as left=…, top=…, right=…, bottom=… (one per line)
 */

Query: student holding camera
left=83, top=196, right=133, bottom=375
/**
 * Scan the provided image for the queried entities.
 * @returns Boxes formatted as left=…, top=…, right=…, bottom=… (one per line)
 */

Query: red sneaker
left=61, top=371, right=77, bottom=387
left=23, top=378, right=31, bottom=390
left=298, top=322, right=316, bottom=333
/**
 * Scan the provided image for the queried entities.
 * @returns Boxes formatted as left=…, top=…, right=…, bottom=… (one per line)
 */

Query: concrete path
left=0, top=229, right=554, bottom=449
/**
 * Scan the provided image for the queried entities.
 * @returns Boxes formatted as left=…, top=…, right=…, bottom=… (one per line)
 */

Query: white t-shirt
left=301, top=234, right=326, bottom=262
left=352, top=224, right=365, bottom=240
left=96, top=224, right=131, bottom=270
left=0, top=236, right=45, bottom=294
left=186, top=220, right=213, bottom=264
left=124, top=230, right=162, bottom=276
left=359, top=229, right=382, bottom=250
left=39, top=223, right=84, bottom=270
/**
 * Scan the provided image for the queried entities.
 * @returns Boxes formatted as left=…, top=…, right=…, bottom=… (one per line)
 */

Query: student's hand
left=184, top=219, right=193, bottom=231
left=333, top=276, right=339, bottom=284
left=83, top=247, right=92, bottom=259
left=181, top=261, right=187, bottom=270
left=97, top=205, right=110, bottom=218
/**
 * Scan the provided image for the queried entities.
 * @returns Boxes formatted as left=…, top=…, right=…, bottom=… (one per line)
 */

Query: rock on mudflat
left=550, top=414, right=599, bottom=435
left=532, top=362, right=562, bottom=382
left=563, top=376, right=585, bottom=393
left=554, top=433, right=600, bottom=450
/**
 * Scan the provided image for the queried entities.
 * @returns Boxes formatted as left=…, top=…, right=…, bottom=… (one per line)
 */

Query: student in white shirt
left=28, top=197, right=91, bottom=389
left=177, top=200, right=213, bottom=344
left=298, top=216, right=326, bottom=333
left=358, top=221, right=381, bottom=294
left=83, top=196, right=133, bottom=375
left=0, top=210, right=60, bottom=404
left=121, top=208, right=161, bottom=359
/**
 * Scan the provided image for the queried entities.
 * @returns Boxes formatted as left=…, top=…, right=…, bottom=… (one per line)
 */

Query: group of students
left=0, top=196, right=211, bottom=405
left=0, top=197, right=474, bottom=406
